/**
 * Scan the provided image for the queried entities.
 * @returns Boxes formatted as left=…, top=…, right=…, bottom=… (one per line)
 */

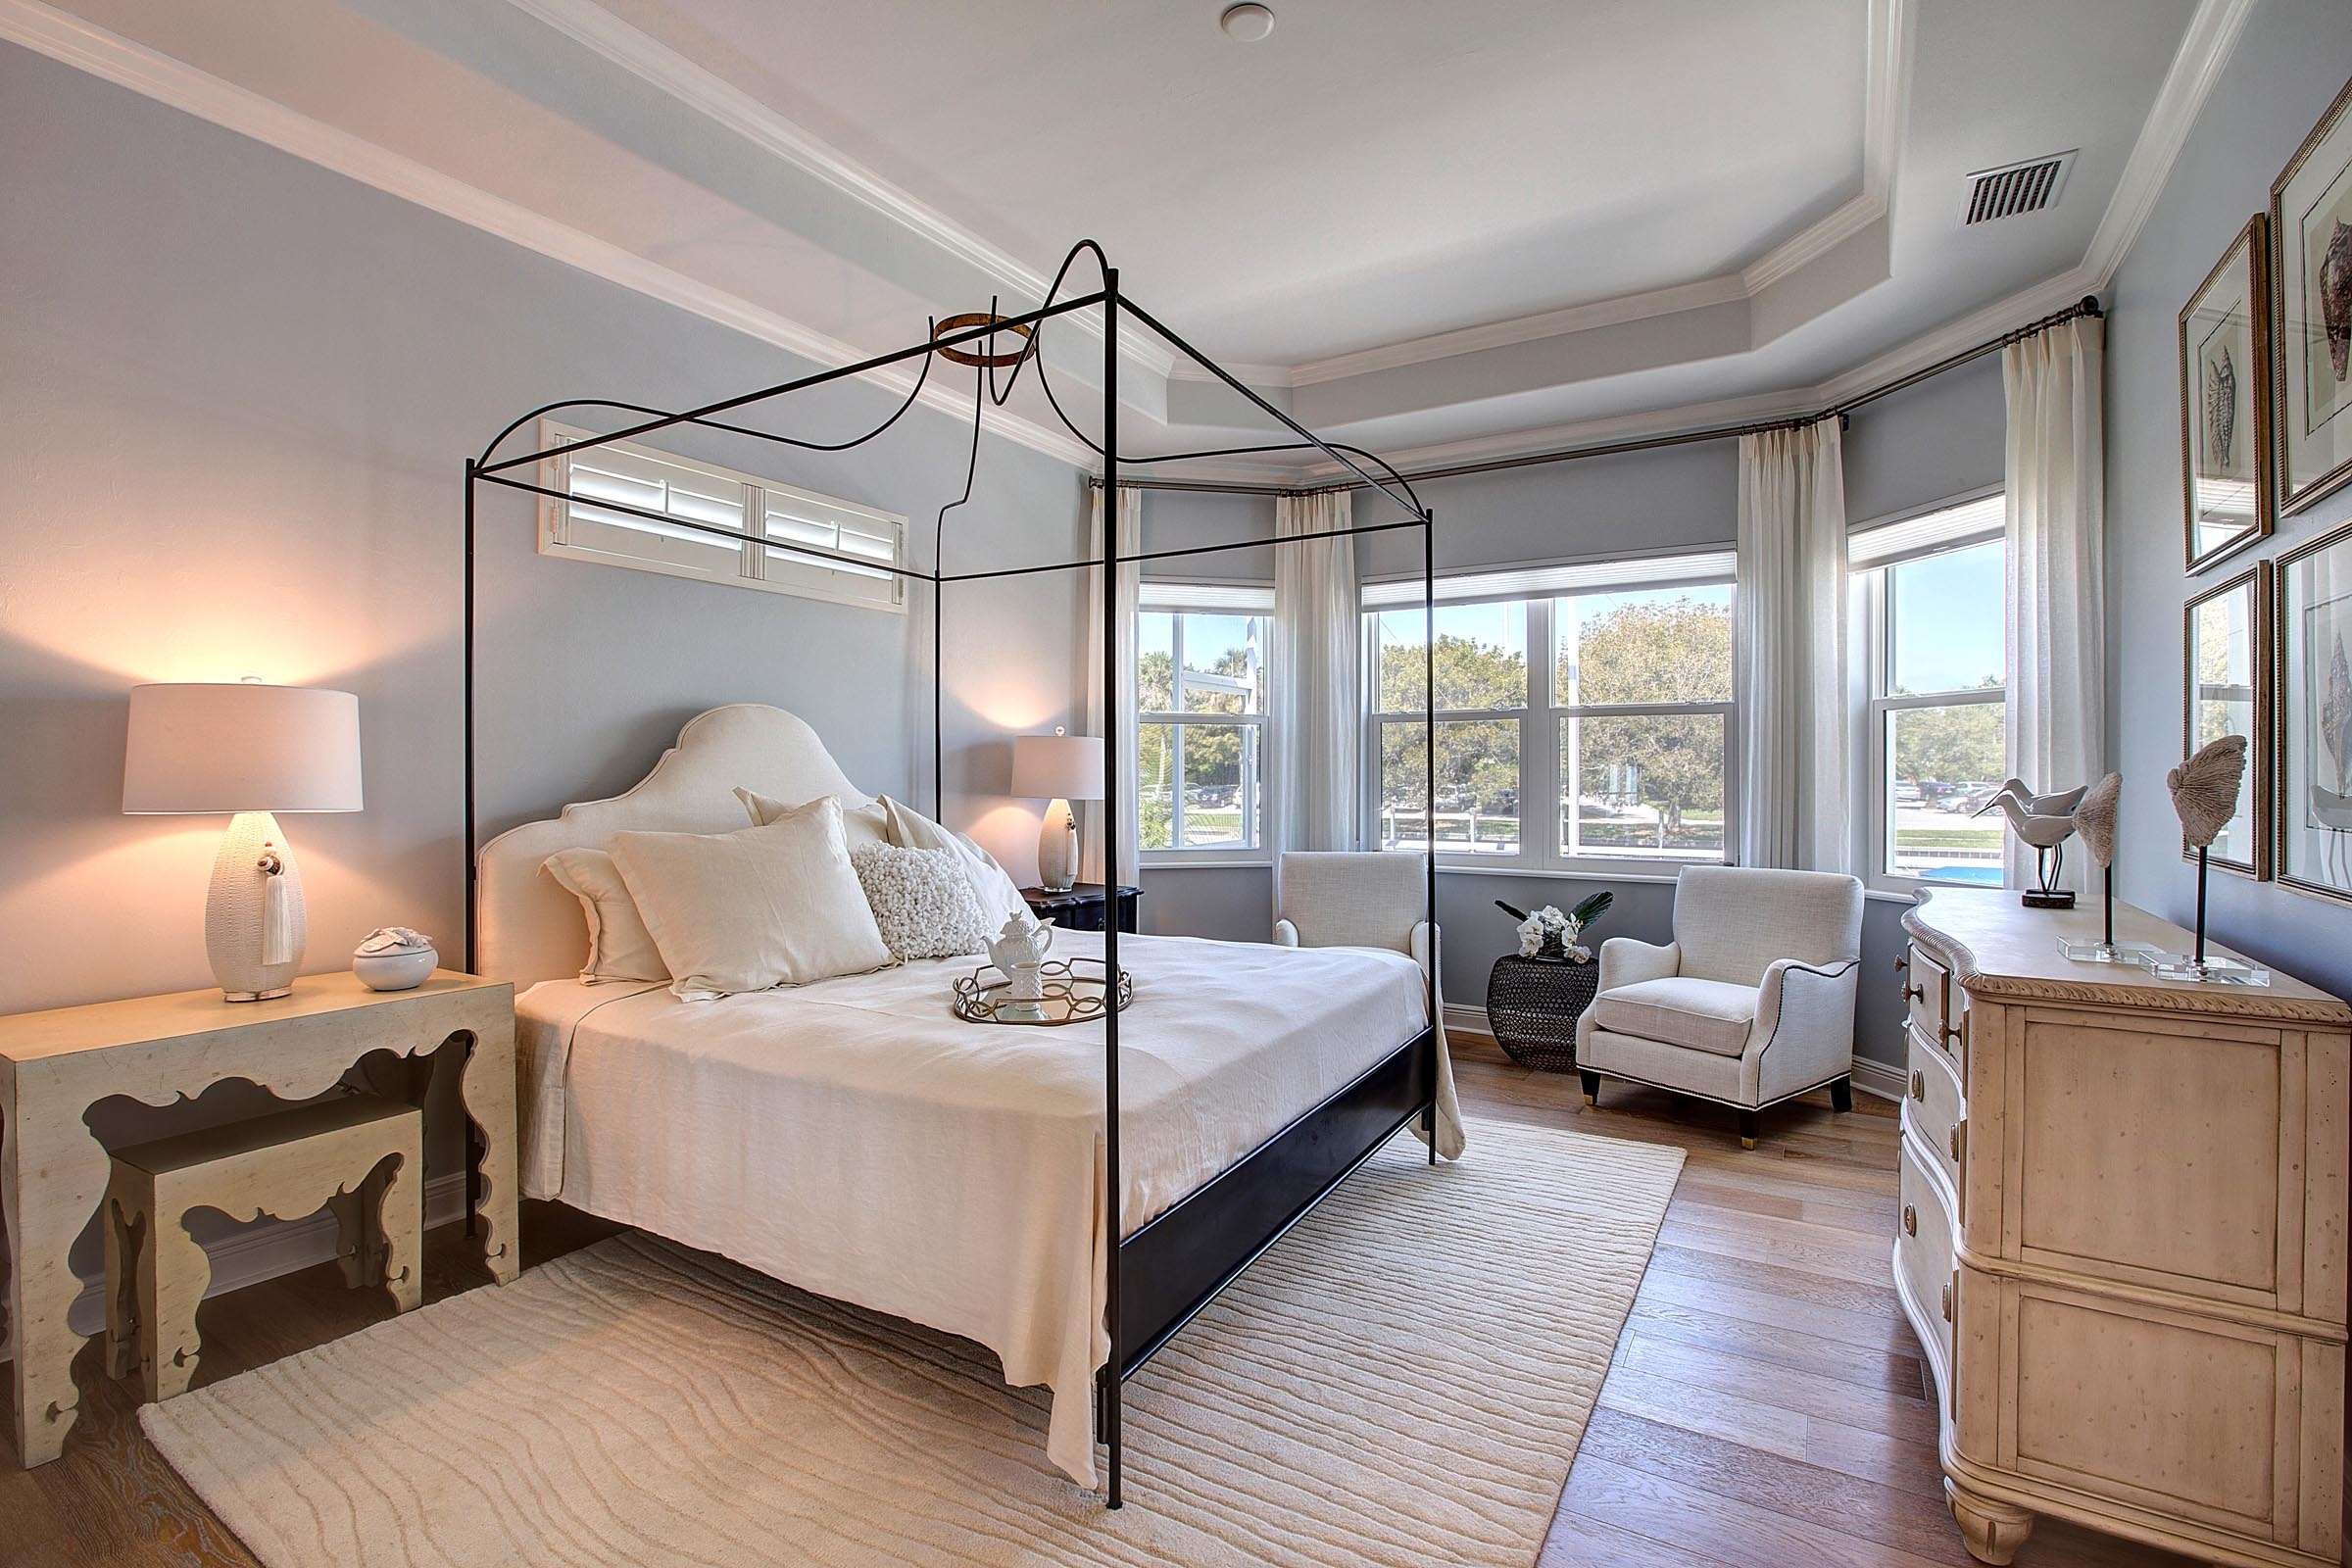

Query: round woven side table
left=1485, top=955, right=1600, bottom=1072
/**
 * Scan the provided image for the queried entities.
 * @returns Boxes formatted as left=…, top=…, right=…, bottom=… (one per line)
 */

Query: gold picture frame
left=2182, top=562, right=2271, bottom=878
left=2180, top=216, right=2274, bottom=572
left=2270, top=73, right=2352, bottom=515
left=2274, top=517, right=2352, bottom=906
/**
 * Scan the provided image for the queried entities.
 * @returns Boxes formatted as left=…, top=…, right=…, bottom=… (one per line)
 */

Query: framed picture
left=2271, top=74, right=2352, bottom=514
left=2182, top=563, right=2271, bottom=876
left=2276, top=519, right=2352, bottom=906
left=2180, top=217, right=2273, bottom=571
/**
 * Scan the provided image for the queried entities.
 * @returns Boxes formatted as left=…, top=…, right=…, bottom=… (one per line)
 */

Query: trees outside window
left=1137, top=608, right=1265, bottom=855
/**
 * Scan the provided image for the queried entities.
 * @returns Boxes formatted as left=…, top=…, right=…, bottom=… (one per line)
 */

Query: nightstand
left=0, top=970, right=516, bottom=1466
left=1019, top=883, right=1142, bottom=934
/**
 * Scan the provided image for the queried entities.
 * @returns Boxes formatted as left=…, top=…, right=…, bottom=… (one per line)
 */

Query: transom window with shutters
left=1853, top=490, right=2008, bottom=889
left=1362, top=550, right=1737, bottom=870
left=537, top=422, right=906, bottom=612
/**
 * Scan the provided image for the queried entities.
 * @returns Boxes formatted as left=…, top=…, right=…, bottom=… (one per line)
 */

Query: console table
left=0, top=971, right=516, bottom=1467
left=1898, top=889, right=2348, bottom=1566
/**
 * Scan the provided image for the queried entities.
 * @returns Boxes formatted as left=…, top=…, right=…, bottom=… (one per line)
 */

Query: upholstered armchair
left=1574, top=864, right=1863, bottom=1148
left=1273, top=852, right=1437, bottom=985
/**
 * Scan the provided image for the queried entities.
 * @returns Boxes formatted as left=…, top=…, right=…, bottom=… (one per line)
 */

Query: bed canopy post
left=1099, top=266, right=1126, bottom=1511
left=464, top=456, right=480, bottom=975
left=1423, top=504, right=1437, bottom=1164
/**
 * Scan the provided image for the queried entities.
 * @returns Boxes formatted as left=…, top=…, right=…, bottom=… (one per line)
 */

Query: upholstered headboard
left=474, top=704, right=872, bottom=985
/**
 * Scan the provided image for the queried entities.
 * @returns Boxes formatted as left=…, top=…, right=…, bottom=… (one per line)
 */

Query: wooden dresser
left=1898, top=889, right=2350, bottom=1567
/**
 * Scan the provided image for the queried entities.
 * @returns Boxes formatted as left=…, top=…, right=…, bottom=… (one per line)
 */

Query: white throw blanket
left=514, top=929, right=1461, bottom=1487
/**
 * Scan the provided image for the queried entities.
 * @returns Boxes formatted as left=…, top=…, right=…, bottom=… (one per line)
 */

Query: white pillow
left=607, top=802, right=891, bottom=1001
left=850, top=843, right=990, bottom=960
left=879, top=797, right=1031, bottom=927
left=541, top=848, right=669, bottom=983
left=736, top=786, right=889, bottom=848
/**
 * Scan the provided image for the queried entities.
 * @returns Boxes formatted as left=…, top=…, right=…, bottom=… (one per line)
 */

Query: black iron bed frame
left=461, top=241, right=1439, bottom=1508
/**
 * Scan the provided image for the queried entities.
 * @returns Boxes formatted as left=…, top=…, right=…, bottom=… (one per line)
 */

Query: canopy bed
left=460, top=243, right=1444, bottom=1506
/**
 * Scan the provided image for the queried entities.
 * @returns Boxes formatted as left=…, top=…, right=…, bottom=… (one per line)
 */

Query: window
left=539, top=422, right=906, bottom=611
left=1856, top=493, right=2007, bottom=887
left=1138, top=588, right=1269, bottom=858
left=1365, top=550, right=1737, bottom=870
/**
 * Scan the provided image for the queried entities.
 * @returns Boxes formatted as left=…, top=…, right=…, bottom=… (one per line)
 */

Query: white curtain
left=1735, top=417, right=1850, bottom=871
left=1080, top=484, right=1142, bottom=886
left=2002, top=317, right=2106, bottom=894
left=1270, top=490, right=1361, bottom=867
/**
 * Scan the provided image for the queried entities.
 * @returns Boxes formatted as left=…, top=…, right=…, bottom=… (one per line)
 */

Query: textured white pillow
left=735, top=786, right=889, bottom=848
left=541, top=848, right=669, bottom=983
left=607, top=802, right=891, bottom=1001
left=850, top=843, right=990, bottom=960
left=878, top=797, right=1031, bottom=927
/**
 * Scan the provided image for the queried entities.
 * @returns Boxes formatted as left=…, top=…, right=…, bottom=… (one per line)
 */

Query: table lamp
left=123, top=680, right=364, bottom=1001
left=1011, top=728, right=1103, bottom=894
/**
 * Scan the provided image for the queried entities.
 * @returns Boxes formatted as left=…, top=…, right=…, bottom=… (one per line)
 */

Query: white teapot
left=983, top=911, right=1055, bottom=1002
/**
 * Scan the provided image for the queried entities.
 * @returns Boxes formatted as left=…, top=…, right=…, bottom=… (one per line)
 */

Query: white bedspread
left=514, top=929, right=1459, bottom=1488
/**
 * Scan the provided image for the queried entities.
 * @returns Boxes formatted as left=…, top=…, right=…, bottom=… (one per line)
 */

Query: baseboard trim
left=2, top=1171, right=470, bottom=1356
left=1850, top=1056, right=1905, bottom=1102
left=1443, top=1002, right=1494, bottom=1039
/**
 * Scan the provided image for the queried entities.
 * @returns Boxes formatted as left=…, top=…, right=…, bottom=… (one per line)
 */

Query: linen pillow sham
left=734, top=786, right=889, bottom=849
left=849, top=842, right=991, bottom=960
left=607, top=802, right=891, bottom=1001
left=541, top=847, right=669, bottom=983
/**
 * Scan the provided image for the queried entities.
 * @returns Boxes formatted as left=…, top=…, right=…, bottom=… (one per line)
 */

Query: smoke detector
left=1962, top=152, right=2075, bottom=224
left=1220, top=4, right=1275, bottom=41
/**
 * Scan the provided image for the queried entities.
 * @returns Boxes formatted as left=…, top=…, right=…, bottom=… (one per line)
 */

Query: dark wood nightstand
left=1019, top=883, right=1142, bottom=934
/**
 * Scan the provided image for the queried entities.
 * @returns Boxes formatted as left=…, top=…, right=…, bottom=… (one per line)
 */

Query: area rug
left=141, top=1116, right=1682, bottom=1567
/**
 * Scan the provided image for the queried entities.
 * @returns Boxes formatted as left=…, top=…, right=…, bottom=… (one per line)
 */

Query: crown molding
left=0, top=0, right=1099, bottom=469
left=500, top=0, right=1176, bottom=380
left=1740, top=0, right=1908, bottom=295
left=2080, top=0, right=2257, bottom=286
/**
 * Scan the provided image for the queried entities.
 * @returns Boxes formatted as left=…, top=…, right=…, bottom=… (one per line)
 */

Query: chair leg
left=1831, top=1075, right=1854, bottom=1113
left=1579, top=1069, right=1600, bottom=1106
left=1738, top=1108, right=1759, bottom=1150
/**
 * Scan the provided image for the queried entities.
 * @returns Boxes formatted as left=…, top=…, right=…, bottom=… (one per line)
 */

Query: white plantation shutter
left=1360, top=547, right=1735, bottom=608
left=541, top=422, right=905, bottom=611
left=1847, top=491, right=2003, bottom=568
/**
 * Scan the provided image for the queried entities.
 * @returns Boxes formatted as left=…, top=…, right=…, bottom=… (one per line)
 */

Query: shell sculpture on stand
left=2075, top=772, right=2126, bottom=954
left=2170, top=735, right=2249, bottom=970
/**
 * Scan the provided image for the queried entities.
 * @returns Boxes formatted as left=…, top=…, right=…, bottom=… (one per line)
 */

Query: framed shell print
left=2272, top=74, right=2352, bottom=514
left=2180, top=217, right=2273, bottom=570
left=2276, top=519, right=2352, bottom=906
left=2182, top=563, right=2271, bottom=876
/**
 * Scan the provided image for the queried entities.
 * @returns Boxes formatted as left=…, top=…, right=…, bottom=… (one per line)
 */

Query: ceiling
left=6, top=0, right=2236, bottom=477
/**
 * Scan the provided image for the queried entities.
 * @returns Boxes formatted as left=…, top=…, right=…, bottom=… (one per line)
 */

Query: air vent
left=1963, top=152, right=2075, bottom=224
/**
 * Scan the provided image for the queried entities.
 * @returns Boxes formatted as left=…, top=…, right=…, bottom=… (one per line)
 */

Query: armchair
left=1573, top=864, right=1862, bottom=1149
left=1274, top=852, right=1461, bottom=1160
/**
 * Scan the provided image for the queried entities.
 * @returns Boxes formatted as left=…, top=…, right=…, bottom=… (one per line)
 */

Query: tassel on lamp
left=122, top=680, right=365, bottom=1002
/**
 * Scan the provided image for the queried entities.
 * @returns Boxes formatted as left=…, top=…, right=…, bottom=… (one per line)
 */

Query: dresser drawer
left=1903, top=1024, right=1967, bottom=1203
left=1897, top=1137, right=1958, bottom=1398
left=1902, top=941, right=1946, bottom=1047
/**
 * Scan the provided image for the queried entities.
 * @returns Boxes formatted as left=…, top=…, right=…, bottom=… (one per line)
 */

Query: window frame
left=1136, top=590, right=1272, bottom=867
left=1854, top=487, right=2010, bottom=895
left=538, top=420, right=908, bottom=613
left=1362, top=550, right=1739, bottom=877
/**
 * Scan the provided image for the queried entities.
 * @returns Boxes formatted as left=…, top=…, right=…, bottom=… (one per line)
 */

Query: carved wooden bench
left=103, top=1092, right=423, bottom=1401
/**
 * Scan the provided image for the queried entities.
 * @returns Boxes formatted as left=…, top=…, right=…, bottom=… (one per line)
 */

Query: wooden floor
left=0, top=1036, right=2205, bottom=1568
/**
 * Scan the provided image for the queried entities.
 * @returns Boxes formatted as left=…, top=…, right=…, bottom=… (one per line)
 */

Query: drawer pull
left=1902, top=1204, right=1917, bottom=1237
left=1909, top=1069, right=1926, bottom=1101
left=1942, top=1015, right=1965, bottom=1048
left=1941, top=1276, right=1954, bottom=1322
left=1948, top=1120, right=1966, bottom=1164
left=1894, top=955, right=1909, bottom=973
left=1902, top=982, right=1926, bottom=1004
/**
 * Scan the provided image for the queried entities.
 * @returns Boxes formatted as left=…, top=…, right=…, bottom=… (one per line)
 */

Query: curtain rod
left=1100, top=294, right=2102, bottom=496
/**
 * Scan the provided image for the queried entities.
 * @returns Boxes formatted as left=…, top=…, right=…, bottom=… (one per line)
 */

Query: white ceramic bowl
left=353, top=946, right=438, bottom=992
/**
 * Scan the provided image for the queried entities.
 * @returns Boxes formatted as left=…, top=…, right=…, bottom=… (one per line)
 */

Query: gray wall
left=1139, top=366, right=2009, bottom=1074
left=0, top=45, right=1085, bottom=1220
left=2106, top=0, right=2352, bottom=1004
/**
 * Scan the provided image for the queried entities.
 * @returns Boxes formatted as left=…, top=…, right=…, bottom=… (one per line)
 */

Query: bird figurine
left=1974, top=777, right=2090, bottom=908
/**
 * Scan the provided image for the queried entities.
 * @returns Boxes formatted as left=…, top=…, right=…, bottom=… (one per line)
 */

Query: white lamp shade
left=123, top=683, right=364, bottom=813
left=1011, top=732, right=1103, bottom=802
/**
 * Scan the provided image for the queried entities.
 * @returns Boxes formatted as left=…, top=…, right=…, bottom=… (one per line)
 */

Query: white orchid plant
left=1496, top=891, right=1612, bottom=964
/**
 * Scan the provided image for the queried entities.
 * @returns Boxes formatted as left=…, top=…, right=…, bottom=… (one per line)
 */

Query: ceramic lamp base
left=206, top=810, right=306, bottom=1001
left=1036, top=798, right=1079, bottom=893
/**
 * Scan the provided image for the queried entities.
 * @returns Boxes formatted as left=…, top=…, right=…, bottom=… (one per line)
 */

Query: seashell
left=2075, top=771, right=2122, bottom=868
left=2168, top=735, right=2248, bottom=849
